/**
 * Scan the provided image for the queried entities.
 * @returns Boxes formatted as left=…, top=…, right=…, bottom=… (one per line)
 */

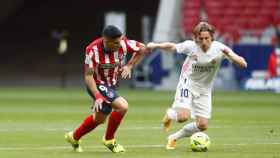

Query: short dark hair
left=102, top=25, right=122, bottom=39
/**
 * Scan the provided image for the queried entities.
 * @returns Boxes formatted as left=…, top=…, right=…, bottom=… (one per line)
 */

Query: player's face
left=104, top=37, right=121, bottom=52
left=196, top=31, right=212, bottom=52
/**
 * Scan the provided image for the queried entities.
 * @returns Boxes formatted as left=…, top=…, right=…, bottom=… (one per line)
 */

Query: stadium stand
left=182, top=0, right=280, bottom=44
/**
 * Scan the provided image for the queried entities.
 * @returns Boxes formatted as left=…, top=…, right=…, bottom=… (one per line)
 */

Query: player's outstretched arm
left=121, top=45, right=147, bottom=79
left=222, top=49, right=247, bottom=69
left=147, top=42, right=177, bottom=52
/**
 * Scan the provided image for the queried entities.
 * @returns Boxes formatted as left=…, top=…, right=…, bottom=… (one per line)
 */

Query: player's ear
left=211, top=34, right=215, bottom=41
left=192, top=35, right=199, bottom=44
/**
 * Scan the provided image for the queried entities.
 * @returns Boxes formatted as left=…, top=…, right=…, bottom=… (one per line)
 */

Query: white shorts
left=171, top=81, right=212, bottom=119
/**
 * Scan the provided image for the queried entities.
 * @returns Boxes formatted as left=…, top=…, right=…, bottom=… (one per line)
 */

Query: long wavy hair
left=192, top=22, right=215, bottom=42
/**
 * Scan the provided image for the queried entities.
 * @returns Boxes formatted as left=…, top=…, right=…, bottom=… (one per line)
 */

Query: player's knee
left=121, top=102, right=128, bottom=113
left=197, top=121, right=208, bottom=131
left=96, top=119, right=106, bottom=124
left=118, top=100, right=129, bottom=114
left=93, top=114, right=107, bottom=124
left=177, top=110, right=189, bottom=123
left=112, top=97, right=129, bottom=115
left=177, top=115, right=188, bottom=122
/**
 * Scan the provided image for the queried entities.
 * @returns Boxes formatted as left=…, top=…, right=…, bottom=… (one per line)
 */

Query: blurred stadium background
left=1, top=0, right=280, bottom=91
left=0, top=0, right=280, bottom=158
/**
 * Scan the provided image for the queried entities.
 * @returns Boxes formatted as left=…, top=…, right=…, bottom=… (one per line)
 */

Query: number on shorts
left=99, top=85, right=108, bottom=93
left=180, top=88, right=188, bottom=98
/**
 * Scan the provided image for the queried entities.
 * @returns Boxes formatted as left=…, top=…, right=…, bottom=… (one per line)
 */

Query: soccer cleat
left=166, top=138, right=176, bottom=150
left=64, top=131, right=83, bottom=152
left=103, top=138, right=125, bottom=153
left=162, top=113, right=172, bottom=132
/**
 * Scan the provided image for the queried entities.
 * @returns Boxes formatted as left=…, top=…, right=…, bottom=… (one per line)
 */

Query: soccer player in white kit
left=147, top=22, right=247, bottom=149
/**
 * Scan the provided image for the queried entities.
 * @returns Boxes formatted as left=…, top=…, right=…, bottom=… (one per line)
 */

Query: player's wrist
left=125, top=64, right=133, bottom=70
left=94, top=91, right=103, bottom=100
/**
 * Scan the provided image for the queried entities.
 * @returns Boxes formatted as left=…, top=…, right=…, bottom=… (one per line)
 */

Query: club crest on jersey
left=190, top=54, right=198, bottom=61
left=107, top=91, right=114, bottom=98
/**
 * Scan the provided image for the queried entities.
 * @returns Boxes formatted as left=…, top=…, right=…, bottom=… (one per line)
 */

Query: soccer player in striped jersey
left=65, top=25, right=147, bottom=153
left=147, top=22, right=247, bottom=150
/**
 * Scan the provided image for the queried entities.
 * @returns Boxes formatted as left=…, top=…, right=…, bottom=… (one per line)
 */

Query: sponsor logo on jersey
left=99, top=63, right=120, bottom=69
left=192, top=65, right=215, bottom=72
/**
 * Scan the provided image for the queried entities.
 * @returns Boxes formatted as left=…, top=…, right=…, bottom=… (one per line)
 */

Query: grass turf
left=0, top=87, right=279, bottom=158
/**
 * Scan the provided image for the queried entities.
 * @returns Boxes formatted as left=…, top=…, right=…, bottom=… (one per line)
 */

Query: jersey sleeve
left=218, top=42, right=235, bottom=62
left=125, top=38, right=141, bottom=53
left=84, top=47, right=94, bottom=68
left=175, top=40, right=193, bottom=55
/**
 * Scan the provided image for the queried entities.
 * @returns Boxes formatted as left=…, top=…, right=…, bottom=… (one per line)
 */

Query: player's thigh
left=87, top=84, right=119, bottom=115
left=172, top=86, right=193, bottom=121
left=192, top=93, right=211, bottom=129
left=111, top=96, right=128, bottom=111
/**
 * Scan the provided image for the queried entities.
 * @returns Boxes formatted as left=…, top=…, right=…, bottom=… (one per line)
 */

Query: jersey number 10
left=180, top=88, right=189, bottom=98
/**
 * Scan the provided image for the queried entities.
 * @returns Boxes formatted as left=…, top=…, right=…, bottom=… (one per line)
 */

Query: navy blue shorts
left=87, top=84, right=119, bottom=115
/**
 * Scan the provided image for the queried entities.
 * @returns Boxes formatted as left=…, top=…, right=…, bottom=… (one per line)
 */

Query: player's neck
left=200, top=43, right=211, bottom=53
left=102, top=41, right=111, bottom=53
left=201, top=47, right=209, bottom=53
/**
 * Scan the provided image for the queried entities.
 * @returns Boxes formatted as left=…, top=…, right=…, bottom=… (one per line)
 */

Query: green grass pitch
left=0, top=87, right=279, bottom=158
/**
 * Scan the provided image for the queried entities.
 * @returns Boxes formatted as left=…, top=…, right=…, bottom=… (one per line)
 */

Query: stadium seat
left=181, top=0, right=280, bottom=43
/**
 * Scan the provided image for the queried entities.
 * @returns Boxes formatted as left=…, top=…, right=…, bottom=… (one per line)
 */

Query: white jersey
left=175, top=40, right=233, bottom=94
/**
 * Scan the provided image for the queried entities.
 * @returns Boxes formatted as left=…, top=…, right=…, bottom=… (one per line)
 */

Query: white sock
left=169, top=122, right=200, bottom=140
left=166, top=108, right=177, bottom=121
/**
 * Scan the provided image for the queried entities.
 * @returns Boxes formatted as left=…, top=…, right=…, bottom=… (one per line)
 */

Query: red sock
left=73, top=115, right=97, bottom=140
left=105, top=111, right=124, bottom=140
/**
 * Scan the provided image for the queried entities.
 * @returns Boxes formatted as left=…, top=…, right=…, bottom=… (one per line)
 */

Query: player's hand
left=93, top=92, right=109, bottom=112
left=120, top=65, right=132, bottom=79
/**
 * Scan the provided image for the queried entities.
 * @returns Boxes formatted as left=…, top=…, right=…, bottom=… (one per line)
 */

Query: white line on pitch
left=0, top=124, right=279, bottom=132
left=0, top=143, right=280, bottom=151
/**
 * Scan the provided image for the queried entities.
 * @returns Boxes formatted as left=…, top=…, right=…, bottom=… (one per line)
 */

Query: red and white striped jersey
left=84, top=37, right=141, bottom=86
